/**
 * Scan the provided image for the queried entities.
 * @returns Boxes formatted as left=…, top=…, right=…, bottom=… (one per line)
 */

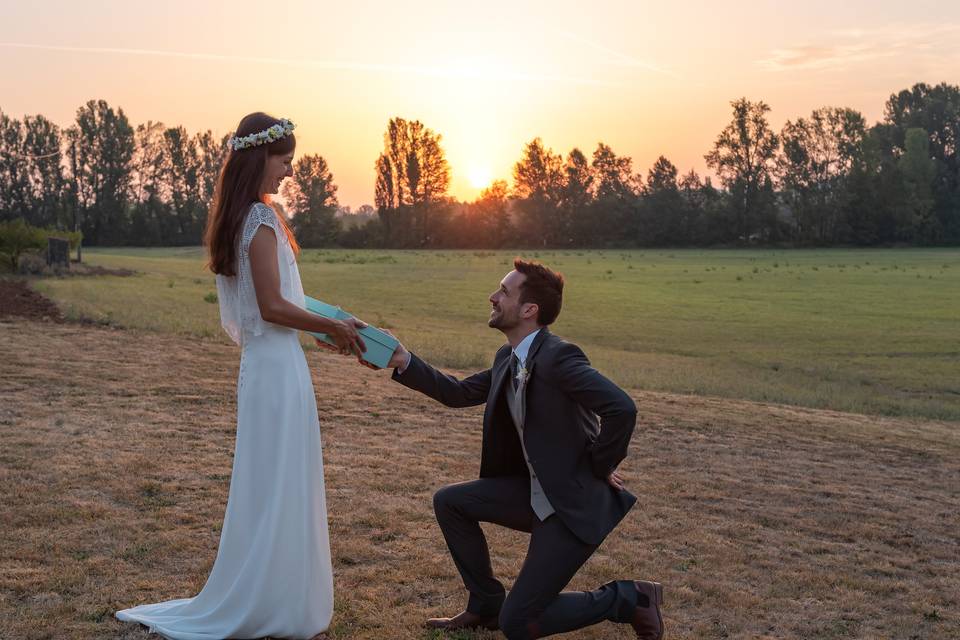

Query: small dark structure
left=47, top=237, right=70, bottom=268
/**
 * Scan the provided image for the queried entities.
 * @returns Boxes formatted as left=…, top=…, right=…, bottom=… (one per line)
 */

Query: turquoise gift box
left=304, top=296, right=399, bottom=369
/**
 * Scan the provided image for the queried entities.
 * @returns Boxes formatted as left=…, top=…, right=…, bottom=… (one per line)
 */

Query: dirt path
left=0, top=278, right=64, bottom=323
left=1, top=309, right=958, bottom=639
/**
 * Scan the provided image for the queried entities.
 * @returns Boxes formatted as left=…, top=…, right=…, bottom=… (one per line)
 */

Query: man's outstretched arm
left=388, top=342, right=492, bottom=408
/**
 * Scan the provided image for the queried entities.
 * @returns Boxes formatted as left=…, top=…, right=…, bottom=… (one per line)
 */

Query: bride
left=116, top=113, right=367, bottom=639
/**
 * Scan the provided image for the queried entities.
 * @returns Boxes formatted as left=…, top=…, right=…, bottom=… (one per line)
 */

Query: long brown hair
left=204, top=112, right=300, bottom=276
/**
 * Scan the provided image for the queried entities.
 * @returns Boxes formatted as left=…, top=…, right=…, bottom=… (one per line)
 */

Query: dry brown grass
left=1, top=317, right=958, bottom=639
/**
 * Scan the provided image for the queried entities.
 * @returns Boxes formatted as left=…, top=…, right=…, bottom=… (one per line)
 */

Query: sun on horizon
left=467, top=166, right=493, bottom=190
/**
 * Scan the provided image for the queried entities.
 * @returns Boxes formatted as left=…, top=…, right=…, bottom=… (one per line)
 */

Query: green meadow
left=33, top=247, right=960, bottom=421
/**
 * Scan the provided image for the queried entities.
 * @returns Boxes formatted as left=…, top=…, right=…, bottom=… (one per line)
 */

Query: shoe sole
left=652, top=582, right=664, bottom=640
left=424, top=619, right=499, bottom=631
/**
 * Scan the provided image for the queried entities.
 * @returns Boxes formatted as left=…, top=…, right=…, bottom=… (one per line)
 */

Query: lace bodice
left=216, top=202, right=306, bottom=345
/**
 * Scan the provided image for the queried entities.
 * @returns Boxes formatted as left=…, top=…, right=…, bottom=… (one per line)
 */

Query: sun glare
left=468, top=167, right=492, bottom=190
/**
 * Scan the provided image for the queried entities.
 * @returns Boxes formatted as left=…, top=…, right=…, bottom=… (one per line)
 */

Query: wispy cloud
left=760, top=43, right=895, bottom=72
left=0, top=42, right=621, bottom=88
left=553, top=29, right=676, bottom=78
left=758, top=23, right=960, bottom=72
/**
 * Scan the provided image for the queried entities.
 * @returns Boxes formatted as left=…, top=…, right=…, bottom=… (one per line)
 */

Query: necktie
left=510, top=353, right=519, bottom=391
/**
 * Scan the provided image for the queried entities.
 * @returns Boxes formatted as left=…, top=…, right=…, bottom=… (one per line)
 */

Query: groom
left=385, top=258, right=664, bottom=640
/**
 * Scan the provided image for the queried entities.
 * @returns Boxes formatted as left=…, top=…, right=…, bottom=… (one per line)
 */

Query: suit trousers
left=432, top=477, right=639, bottom=639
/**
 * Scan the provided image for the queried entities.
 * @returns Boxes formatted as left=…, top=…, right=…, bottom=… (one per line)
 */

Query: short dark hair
left=514, top=258, right=564, bottom=325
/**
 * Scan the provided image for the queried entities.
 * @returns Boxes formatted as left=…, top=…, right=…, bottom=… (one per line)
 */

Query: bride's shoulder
left=246, top=201, right=278, bottom=223
left=239, top=202, right=282, bottom=252
left=242, top=202, right=281, bottom=235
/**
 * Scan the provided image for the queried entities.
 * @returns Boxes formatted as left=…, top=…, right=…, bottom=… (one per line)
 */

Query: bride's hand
left=329, top=318, right=367, bottom=358
left=314, top=335, right=378, bottom=369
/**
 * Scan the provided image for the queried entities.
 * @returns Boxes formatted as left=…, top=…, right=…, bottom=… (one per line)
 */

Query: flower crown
left=228, top=118, right=295, bottom=151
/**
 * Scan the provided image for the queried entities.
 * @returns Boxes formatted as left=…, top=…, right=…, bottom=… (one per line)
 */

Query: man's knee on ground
left=498, top=601, right=540, bottom=640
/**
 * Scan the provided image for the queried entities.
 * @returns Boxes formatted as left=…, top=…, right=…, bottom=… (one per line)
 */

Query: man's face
left=488, top=270, right=535, bottom=330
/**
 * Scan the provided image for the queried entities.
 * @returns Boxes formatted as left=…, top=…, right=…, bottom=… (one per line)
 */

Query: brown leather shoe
left=425, top=609, right=500, bottom=631
left=631, top=580, right=664, bottom=639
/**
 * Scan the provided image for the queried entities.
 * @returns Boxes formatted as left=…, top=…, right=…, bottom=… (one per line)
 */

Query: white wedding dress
left=116, top=202, right=334, bottom=639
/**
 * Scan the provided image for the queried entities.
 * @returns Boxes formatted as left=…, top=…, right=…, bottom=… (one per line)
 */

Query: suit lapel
left=526, top=327, right=550, bottom=365
left=515, top=328, right=550, bottom=429
left=489, top=329, right=550, bottom=430
left=490, top=349, right=512, bottom=406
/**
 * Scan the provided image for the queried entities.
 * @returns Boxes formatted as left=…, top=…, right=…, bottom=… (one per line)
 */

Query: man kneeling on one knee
left=386, top=258, right=665, bottom=640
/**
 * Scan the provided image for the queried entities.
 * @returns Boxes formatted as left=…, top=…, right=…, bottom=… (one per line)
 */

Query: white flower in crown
left=228, top=118, right=296, bottom=151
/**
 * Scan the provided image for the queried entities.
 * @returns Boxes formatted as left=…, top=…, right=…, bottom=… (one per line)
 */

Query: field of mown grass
left=1, top=318, right=958, bottom=639
left=33, top=247, right=960, bottom=420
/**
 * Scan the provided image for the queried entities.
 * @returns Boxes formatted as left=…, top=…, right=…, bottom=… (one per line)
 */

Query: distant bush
left=0, top=219, right=45, bottom=271
left=0, top=218, right=83, bottom=272
left=16, top=252, right=49, bottom=275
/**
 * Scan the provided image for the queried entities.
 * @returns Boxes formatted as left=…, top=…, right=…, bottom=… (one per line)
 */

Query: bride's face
left=261, top=150, right=295, bottom=195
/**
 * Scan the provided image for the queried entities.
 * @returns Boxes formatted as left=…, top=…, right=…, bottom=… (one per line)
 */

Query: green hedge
left=0, top=218, right=83, bottom=271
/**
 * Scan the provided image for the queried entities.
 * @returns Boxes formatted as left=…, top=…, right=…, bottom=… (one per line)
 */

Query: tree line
left=1, top=81, right=958, bottom=250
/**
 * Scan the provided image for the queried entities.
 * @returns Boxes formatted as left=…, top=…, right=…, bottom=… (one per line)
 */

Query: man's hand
left=607, top=470, right=625, bottom=491
left=388, top=343, right=410, bottom=369
left=382, top=329, right=410, bottom=370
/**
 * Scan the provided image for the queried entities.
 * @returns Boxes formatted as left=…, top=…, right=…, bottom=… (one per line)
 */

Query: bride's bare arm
left=248, top=225, right=366, bottom=356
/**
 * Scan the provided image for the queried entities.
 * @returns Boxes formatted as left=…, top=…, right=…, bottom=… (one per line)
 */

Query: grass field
left=2, top=319, right=958, bottom=639
left=32, top=247, right=960, bottom=421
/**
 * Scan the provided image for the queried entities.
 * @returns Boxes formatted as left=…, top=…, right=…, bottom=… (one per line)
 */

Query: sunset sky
left=2, top=0, right=959, bottom=208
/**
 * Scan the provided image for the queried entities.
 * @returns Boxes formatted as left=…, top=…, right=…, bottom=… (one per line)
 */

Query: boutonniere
left=515, top=363, right=530, bottom=387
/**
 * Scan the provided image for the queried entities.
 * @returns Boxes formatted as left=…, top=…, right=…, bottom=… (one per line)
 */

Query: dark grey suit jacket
left=392, top=328, right=637, bottom=545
